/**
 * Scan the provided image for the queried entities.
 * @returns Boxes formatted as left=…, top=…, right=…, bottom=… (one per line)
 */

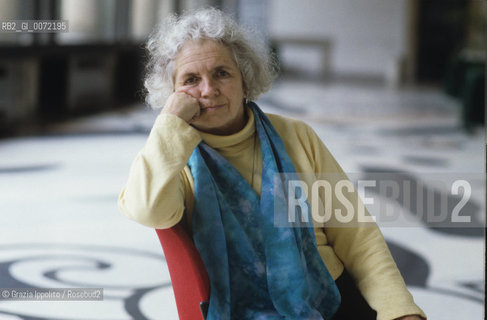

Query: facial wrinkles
left=174, top=42, right=237, bottom=86
left=178, top=54, right=224, bottom=77
left=171, top=40, right=246, bottom=135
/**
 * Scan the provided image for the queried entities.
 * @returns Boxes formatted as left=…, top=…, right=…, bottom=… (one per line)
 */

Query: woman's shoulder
left=264, top=112, right=340, bottom=173
left=265, top=112, right=327, bottom=169
left=265, top=112, right=314, bottom=137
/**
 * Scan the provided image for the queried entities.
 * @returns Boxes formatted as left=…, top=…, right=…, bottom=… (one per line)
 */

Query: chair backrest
left=155, top=225, right=210, bottom=320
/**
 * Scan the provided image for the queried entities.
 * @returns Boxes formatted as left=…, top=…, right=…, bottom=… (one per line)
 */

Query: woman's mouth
left=201, top=104, right=225, bottom=112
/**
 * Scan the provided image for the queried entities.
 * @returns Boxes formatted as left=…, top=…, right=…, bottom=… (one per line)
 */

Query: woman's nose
left=200, top=78, right=219, bottom=98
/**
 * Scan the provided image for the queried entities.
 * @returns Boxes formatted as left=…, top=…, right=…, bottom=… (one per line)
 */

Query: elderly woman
left=119, top=8, right=426, bottom=320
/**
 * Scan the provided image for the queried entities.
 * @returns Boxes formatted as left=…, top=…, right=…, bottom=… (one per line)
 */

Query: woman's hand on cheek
left=160, top=91, right=201, bottom=123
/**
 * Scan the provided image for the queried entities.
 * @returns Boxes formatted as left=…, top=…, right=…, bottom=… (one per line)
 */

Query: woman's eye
left=217, top=70, right=229, bottom=77
left=184, top=77, right=198, bottom=85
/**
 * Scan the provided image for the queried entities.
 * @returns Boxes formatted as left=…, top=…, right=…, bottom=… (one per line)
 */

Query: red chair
left=155, top=224, right=210, bottom=320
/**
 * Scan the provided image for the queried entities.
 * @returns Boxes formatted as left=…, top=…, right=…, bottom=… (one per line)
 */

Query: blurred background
left=0, top=0, right=485, bottom=319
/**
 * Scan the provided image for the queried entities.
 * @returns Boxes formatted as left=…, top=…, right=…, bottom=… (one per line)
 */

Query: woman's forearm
left=118, top=113, right=201, bottom=228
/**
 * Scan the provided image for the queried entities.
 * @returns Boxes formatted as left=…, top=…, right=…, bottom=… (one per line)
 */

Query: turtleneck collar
left=198, top=107, right=255, bottom=150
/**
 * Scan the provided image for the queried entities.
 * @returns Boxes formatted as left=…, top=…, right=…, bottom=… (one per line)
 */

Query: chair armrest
left=155, top=224, right=210, bottom=320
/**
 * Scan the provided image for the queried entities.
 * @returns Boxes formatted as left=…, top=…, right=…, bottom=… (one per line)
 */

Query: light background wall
left=268, top=0, right=410, bottom=79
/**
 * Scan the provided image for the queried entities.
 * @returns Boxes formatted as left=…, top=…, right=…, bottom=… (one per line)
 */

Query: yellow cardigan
left=119, top=107, right=426, bottom=320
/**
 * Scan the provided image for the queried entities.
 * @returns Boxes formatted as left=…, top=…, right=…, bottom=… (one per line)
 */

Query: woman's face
left=173, top=39, right=246, bottom=135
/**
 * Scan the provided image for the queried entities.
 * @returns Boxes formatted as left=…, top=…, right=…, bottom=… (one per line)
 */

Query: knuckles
left=161, top=92, right=201, bottom=123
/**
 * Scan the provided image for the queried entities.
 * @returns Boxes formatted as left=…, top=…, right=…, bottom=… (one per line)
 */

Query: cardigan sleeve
left=305, top=125, right=427, bottom=320
left=118, top=113, right=201, bottom=228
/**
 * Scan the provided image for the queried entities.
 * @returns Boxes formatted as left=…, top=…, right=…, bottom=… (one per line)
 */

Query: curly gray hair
left=144, top=8, right=279, bottom=109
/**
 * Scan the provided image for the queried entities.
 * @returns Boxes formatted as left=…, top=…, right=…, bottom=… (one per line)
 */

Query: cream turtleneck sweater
left=119, top=107, right=426, bottom=320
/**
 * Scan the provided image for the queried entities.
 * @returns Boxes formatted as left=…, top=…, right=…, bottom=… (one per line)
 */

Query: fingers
left=189, top=106, right=201, bottom=123
left=160, top=92, right=201, bottom=123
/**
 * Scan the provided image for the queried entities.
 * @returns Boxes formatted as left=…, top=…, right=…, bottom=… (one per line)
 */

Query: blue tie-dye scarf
left=188, top=102, right=340, bottom=320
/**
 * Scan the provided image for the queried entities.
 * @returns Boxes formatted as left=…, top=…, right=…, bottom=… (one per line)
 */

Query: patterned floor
left=0, top=78, right=484, bottom=319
